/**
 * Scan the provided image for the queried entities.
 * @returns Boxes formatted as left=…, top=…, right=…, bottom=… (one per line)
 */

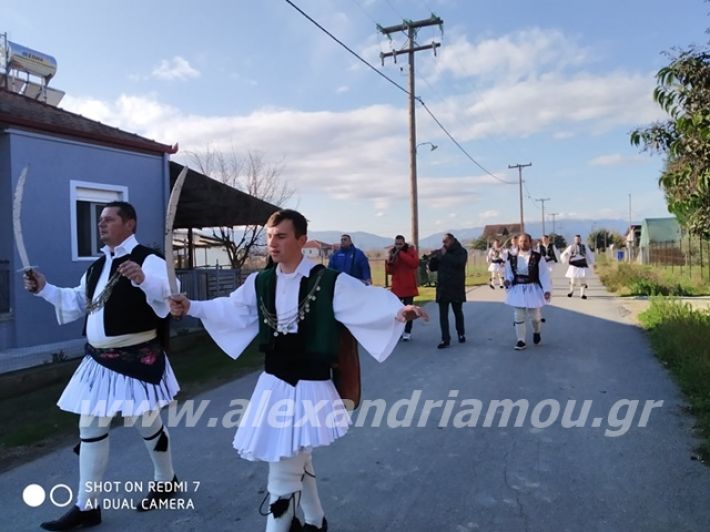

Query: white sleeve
left=560, top=246, right=571, bottom=263
left=132, top=254, right=173, bottom=318
left=188, top=273, right=259, bottom=359
left=504, top=258, right=514, bottom=282
left=538, top=259, right=552, bottom=293
left=333, top=273, right=405, bottom=363
left=37, top=275, right=88, bottom=325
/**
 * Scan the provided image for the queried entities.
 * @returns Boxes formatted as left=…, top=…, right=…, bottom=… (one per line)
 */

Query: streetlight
left=416, top=142, right=438, bottom=152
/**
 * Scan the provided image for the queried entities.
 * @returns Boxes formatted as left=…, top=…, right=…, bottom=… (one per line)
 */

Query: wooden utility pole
left=508, top=163, right=532, bottom=233
left=548, top=212, right=559, bottom=235
left=535, top=197, right=551, bottom=235
left=380, top=15, right=442, bottom=251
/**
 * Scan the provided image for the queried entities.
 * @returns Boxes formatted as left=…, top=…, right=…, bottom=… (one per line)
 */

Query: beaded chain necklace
left=86, top=270, right=122, bottom=314
left=258, top=269, right=326, bottom=336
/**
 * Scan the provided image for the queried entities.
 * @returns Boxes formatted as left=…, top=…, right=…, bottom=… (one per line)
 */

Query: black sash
left=86, top=338, right=166, bottom=384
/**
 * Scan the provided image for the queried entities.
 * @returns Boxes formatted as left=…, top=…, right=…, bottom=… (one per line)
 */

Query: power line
left=283, top=0, right=515, bottom=187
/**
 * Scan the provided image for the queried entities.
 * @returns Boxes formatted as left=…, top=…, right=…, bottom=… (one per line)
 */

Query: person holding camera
left=385, top=235, right=419, bottom=341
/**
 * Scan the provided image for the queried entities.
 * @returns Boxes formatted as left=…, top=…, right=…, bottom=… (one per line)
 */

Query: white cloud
left=429, top=28, right=590, bottom=82
left=588, top=153, right=647, bottom=166
left=151, top=56, right=200, bottom=81
left=336, top=85, right=350, bottom=94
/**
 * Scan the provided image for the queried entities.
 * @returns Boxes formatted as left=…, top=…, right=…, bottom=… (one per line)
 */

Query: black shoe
left=458, top=335, right=466, bottom=343
left=533, top=333, right=541, bottom=345
left=136, top=475, right=180, bottom=512
left=581, top=295, right=588, bottom=300
left=541, top=318, right=546, bottom=323
left=40, top=506, right=101, bottom=530
left=303, top=517, right=328, bottom=531
left=489, top=283, right=495, bottom=289
left=514, top=340, right=527, bottom=350
left=567, top=292, right=573, bottom=297
left=437, top=341, right=450, bottom=349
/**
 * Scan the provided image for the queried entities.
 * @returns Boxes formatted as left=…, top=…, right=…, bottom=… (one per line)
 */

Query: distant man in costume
left=385, top=234, right=419, bottom=341
left=328, top=234, right=372, bottom=285
left=24, top=202, right=180, bottom=530
left=504, top=233, right=552, bottom=350
left=169, top=209, right=427, bottom=532
left=486, top=239, right=507, bottom=289
left=428, top=233, right=468, bottom=348
left=538, top=234, right=560, bottom=273
left=561, top=234, right=595, bottom=299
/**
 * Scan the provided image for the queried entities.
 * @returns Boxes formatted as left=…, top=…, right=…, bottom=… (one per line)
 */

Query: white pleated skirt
left=57, top=355, right=180, bottom=417
left=488, top=263, right=505, bottom=274
left=233, top=372, right=351, bottom=463
left=565, top=265, right=589, bottom=279
left=505, top=284, right=548, bottom=309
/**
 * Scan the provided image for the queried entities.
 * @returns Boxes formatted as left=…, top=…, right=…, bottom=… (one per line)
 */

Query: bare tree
left=186, top=145, right=293, bottom=268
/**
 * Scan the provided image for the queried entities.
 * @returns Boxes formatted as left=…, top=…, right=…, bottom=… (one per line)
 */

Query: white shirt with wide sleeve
left=188, top=256, right=406, bottom=462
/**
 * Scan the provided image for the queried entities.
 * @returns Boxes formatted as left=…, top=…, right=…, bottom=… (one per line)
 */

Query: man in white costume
left=169, top=209, right=427, bottom=532
left=504, top=233, right=552, bottom=350
left=538, top=235, right=560, bottom=273
left=24, top=202, right=180, bottom=530
left=486, top=239, right=507, bottom=289
left=560, top=234, right=595, bottom=299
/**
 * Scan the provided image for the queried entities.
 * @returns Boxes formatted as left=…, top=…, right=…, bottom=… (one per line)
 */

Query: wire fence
left=628, top=231, right=710, bottom=280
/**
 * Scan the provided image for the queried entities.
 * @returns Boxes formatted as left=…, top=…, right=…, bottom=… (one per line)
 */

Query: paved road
left=2, top=266, right=709, bottom=531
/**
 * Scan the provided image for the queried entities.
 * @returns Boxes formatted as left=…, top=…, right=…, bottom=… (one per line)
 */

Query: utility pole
left=508, top=163, right=532, bottom=233
left=535, top=197, right=551, bottom=235
left=380, top=15, right=442, bottom=252
left=548, top=212, right=559, bottom=235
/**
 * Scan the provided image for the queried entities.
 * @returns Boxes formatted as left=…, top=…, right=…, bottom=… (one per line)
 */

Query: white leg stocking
left=76, top=414, right=112, bottom=510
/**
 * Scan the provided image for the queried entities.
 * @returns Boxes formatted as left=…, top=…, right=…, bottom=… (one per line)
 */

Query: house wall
left=0, top=134, right=13, bottom=347
left=2, top=129, right=168, bottom=349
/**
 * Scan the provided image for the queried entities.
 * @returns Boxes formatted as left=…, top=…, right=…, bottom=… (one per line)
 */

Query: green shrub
left=639, top=298, right=710, bottom=462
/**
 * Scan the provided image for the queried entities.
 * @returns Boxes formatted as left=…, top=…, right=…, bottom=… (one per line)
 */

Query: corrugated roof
left=0, top=89, right=176, bottom=154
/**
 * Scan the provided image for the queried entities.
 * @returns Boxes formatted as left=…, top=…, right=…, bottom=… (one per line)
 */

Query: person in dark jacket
left=428, top=233, right=468, bottom=348
left=328, top=234, right=372, bottom=285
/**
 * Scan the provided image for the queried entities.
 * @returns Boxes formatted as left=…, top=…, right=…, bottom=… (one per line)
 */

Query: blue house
left=0, top=89, right=177, bottom=370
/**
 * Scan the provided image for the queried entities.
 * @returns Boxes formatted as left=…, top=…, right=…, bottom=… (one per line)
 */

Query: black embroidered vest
left=508, top=251, right=543, bottom=288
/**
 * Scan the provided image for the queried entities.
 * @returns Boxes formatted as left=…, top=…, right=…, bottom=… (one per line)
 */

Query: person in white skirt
left=486, top=239, right=507, bottom=289
left=538, top=235, right=560, bottom=273
left=169, top=209, right=427, bottom=532
left=560, top=235, right=595, bottom=299
left=504, top=233, right=552, bottom=350
left=24, top=202, right=180, bottom=531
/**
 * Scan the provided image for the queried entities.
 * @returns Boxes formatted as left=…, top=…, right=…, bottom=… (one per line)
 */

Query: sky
left=2, top=0, right=708, bottom=240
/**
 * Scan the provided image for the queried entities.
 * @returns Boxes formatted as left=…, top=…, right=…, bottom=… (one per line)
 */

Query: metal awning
left=169, top=162, right=279, bottom=229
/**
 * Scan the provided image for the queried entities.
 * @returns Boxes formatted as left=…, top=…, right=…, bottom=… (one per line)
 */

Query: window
left=70, top=181, right=128, bottom=260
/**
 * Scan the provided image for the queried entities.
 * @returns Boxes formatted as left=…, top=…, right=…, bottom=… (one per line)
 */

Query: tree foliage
left=587, top=229, right=625, bottom=251
left=186, top=146, right=293, bottom=268
left=631, top=41, right=710, bottom=237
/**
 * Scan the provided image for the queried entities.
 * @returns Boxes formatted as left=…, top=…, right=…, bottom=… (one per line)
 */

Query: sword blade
left=12, top=166, right=31, bottom=271
left=165, top=165, right=189, bottom=296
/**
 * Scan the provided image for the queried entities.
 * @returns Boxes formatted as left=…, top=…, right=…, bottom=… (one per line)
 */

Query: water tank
left=6, top=40, right=57, bottom=80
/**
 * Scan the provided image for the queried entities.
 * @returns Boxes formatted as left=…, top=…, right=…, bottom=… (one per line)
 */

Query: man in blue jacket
left=328, top=234, right=372, bottom=285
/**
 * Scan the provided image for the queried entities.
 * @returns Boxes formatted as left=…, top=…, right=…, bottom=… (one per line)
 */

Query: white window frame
left=70, top=180, right=129, bottom=261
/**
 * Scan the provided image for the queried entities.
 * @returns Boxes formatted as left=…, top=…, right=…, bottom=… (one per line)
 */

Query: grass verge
left=638, top=298, right=710, bottom=463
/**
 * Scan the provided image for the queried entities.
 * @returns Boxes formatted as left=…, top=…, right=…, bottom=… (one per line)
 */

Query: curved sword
left=164, top=165, right=189, bottom=296
left=12, top=165, right=37, bottom=273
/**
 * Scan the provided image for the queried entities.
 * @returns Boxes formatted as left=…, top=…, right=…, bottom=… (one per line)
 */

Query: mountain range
left=309, top=218, right=634, bottom=251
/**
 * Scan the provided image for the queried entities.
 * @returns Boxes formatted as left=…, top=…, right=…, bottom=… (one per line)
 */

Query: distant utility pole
left=548, top=212, right=559, bottom=235
left=535, top=197, right=551, bottom=235
left=508, top=163, right=532, bottom=233
left=380, top=15, right=443, bottom=252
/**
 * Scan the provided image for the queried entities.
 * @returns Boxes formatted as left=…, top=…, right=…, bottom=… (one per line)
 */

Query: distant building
left=638, top=217, right=682, bottom=264
left=302, top=240, right=334, bottom=261
left=481, top=224, right=523, bottom=243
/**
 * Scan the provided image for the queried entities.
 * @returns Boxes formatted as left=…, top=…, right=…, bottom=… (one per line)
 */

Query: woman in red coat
left=386, top=235, right=420, bottom=340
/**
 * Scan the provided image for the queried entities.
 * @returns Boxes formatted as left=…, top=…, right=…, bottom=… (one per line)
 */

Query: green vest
left=255, top=264, right=341, bottom=364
